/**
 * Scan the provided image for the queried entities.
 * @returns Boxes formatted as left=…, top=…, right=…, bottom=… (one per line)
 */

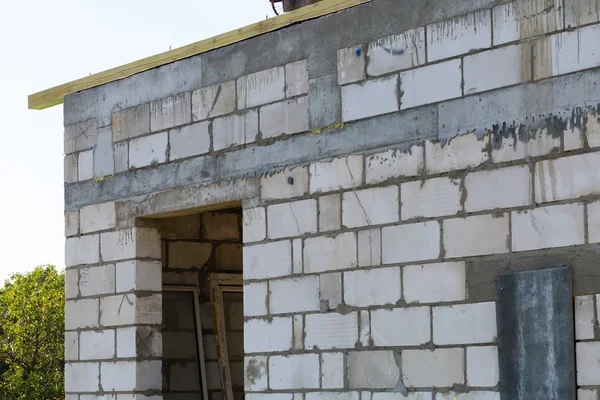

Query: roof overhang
left=28, top=0, right=371, bottom=110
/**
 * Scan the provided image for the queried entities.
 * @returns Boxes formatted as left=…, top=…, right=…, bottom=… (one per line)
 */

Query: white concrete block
left=512, top=203, right=584, bottom=251
left=428, top=10, right=491, bottom=61
left=309, top=155, right=363, bottom=193
left=401, top=59, right=462, bottom=109
left=150, top=92, right=191, bottom=132
left=403, top=262, right=466, bottom=303
left=322, top=353, right=344, bottom=389
left=564, top=121, right=584, bottom=151
left=382, top=222, right=440, bottom=264
left=492, top=127, right=560, bottom=162
left=128, top=132, right=168, bottom=168
left=535, top=152, right=600, bottom=203
left=115, top=260, right=162, bottom=292
left=535, top=24, right=600, bottom=80
left=79, top=264, right=116, bottom=297
left=65, top=269, right=78, bottom=299
left=367, top=28, right=426, bottom=76
left=444, top=214, right=509, bottom=258
left=244, top=317, right=292, bottom=353
left=269, top=354, right=320, bottom=389
left=358, top=228, right=381, bottom=267
left=467, top=346, right=499, bottom=387
left=247, top=395, right=293, bottom=400
left=338, top=45, right=366, bottom=85
left=261, top=166, right=309, bottom=201
left=588, top=201, right=600, bottom=243
left=371, top=307, right=430, bottom=346
left=213, top=110, right=259, bottom=150
left=464, top=165, right=531, bottom=212
left=270, top=276, right=320, bottom=314
left=66, top=234, right=100, bottom=267
left=433, top=302, right=497, bottom=345
left=192, top=80, right=236, bottom=121
left=267, top=199, right=317, bottom=239
left=319, top=194, right=342, bottom=232
left=344, top=267, right=401, bottom=307
left=402, top=348, right=464, bottom=387
left=371, top=394, right=432, bottom=400
left=286, top=59, right=309, bottom=97
left=243, top=207, right=266, bottom=244
left=343, top=186, right=399, bottom=228
left=366, top=145, right=423, bottom=184
left=260, top=96, right=309, bottom=138
left=304, top=232, right=357, bottom=273
left=425, top=134, right=489, bottom=174
left=65, top=362, right=99, bottom=392
left=65, top=331, right=79, bottom=361
left=342, top=75, right=399, bottom=121
left=576, top=342, right=600, bottom=384
left=101, top=361, right=136, bottom=391
left=360, top=310, right=371, bottom=346
left=244, top=240, right=292, bottom=280
left=244, top=282, right=268, bottom=316
left=401, top=177, right=461, bottom=220
left=101, top=228, right=161, bottom=262
left=238, top=66, right=285, bottom=109
left=319, top=272, right=342, bottom=310
left=80, top=330, right=115, bottom=360
left=304, top=312, right=358, bottom=349
left=293, top=238, right=303, bottom=274
left=80, top=202, right=117, bottom=234
left=464, top=43, right=530, bottom=95
left=585, top=113, right=600, bottom=148
left=78, top=149, right=94, bottom=181
left=65, top=299, right=99, bottom=330
left=169, top=121, right=210, bottom=160
left=348, top=350, right=401, bottom=389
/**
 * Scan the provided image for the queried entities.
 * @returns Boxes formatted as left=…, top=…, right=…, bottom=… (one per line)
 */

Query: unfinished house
left=30, top=0, right=600, bottom=398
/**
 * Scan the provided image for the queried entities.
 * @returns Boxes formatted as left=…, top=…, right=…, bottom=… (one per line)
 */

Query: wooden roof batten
left=28, top=0, right=371, bottom=110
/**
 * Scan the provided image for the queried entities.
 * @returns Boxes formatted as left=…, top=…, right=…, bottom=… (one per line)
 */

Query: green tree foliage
left=0, top=265, right=64, bottom=400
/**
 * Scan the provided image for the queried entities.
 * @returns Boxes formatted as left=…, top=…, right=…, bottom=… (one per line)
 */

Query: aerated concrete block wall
left=63, top=0, right=600, bottom=398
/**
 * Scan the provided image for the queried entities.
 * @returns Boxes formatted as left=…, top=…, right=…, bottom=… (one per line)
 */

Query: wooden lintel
left=28, top=0, right=371, bottom=110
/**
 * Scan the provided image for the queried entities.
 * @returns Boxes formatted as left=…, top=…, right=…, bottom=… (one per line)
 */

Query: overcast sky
left=0, top=0, right=274, bottom=282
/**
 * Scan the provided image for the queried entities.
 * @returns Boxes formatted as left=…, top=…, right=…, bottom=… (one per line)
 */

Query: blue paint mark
left=355, top=48, right=362, bottom=57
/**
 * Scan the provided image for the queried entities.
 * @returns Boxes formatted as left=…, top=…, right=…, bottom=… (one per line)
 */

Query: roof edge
left=28, top=0, right=371, bottom=110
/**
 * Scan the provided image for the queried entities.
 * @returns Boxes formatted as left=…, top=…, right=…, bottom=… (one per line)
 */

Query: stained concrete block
left=128, top=132, right=168, bottom=168
left=565, top=0, right=600, bottom=27
left=94, top=126, right=115, bottom=177
left=65, top=119, right=98, bottom=154
left=285, top=60, right=309, bottom=97
left=365, top=145, right=423, bottom=184
left=495, top=266, right=575, bottom=399
left=112, top=104, right=150, bottom=142
left=65, top=154, right=78, bottom=183
left=213, top=110, right=259, bottom=150
left=202, top=212, right=240, bottom=240
left=493, top=0, right=563, bottom=45
left=348, top=351, right=401, bottom=389
left=169, top=121, right=210, bottom=160
left=237, top=66, right=285, bottom=110
left=242, top=207, right=266, bottom=243
left=338, top=45, right=366, bottom=85
left=150, top=92, right=191, bottom=132
left=245, top=356, right=268, bottom=392
left=309, top=73, right=341, bottom=128
left=367, top=28, right=426, bottom=76
left=259, top=97, right=309, bottom=138
left=427, top=9, right=491, bottom=61
left=425, top=133, right=489, bottom=174
left=167, top=242, right=212, bottom=269
left=192, top=80, right=236, bottom=121
left=114, top=142, right=128, bottom=173
left=535, top=152, right=600, bottom=203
